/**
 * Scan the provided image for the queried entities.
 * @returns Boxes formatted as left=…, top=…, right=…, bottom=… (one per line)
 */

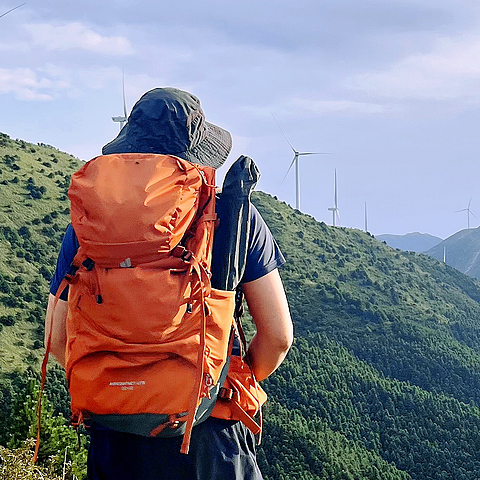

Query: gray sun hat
left=102, top=87, right=232, bottom=169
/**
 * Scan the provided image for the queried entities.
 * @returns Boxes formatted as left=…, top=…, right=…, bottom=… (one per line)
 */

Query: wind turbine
left=328, top=169, right=340, bottom=226
left=273, top=114, right=329, bottom=211
left=455, top=197, right=477, bottom=229
left=112, top=73, right=128, bottom=130
left=0, top=3, right=25, bottom=19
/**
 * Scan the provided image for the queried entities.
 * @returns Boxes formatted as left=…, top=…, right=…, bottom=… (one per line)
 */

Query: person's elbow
left=49, top=332, right=66, bottom=366
left=268, top=318, right=294, bottom=354
left=283, top=326, right=294, bottom=352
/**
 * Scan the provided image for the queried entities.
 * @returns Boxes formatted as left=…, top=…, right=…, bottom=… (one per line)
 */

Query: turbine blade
left=271, top=112, right=296, bottom=154
left=471, top=211, right=478, bottom=219
left=280, top=156, right=297, bottom=185
left=297, top=152, right=331, bottom=156
left=455, top=209, right=468, bottom=213
left=0, top=2, right=25, bottom=19
left=469, top=197, right=472, bottom=209
left=122, top=71, right=127, bottom=118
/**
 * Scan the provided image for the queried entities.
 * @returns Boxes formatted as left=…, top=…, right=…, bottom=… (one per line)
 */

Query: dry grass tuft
left=0, top=440, right=60, bottom=480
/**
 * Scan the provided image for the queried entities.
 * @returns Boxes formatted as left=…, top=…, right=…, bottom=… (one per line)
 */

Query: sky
left=1, top=0, right=480, bottom=239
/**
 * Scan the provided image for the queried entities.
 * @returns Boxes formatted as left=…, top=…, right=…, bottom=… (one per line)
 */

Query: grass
left=0, top=441, right=61, bottom=480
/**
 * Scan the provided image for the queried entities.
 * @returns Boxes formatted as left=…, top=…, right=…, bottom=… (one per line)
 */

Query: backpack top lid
left=102, top=87, right=232, bottom=170
left=68, top=153, right=215, bottom=266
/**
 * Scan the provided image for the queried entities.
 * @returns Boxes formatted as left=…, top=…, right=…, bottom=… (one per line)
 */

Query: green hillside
left=0, top=133, right=79, bottom=374
left=2, top=134, right=480, bottom=479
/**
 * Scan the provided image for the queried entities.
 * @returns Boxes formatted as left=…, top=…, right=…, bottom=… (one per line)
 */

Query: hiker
left=45, top=87, right=293, bottom=480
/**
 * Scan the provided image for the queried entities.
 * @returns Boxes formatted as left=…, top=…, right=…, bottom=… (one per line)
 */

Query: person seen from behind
left=46, top=87, right=293, bottom=480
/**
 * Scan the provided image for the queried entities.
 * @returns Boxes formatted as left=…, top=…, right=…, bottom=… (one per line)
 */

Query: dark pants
left=87, top=417, right=263, bottom=480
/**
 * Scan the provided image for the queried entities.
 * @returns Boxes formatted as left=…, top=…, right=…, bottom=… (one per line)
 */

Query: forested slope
left=2, top=135, right=480, bottom=479
left=253, top=192, right=480, bottom=480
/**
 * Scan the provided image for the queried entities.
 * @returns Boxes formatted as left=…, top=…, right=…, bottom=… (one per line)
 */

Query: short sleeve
left=241, top=205, right=285, bottom=284
left=49, top=224, right=79, bottom=299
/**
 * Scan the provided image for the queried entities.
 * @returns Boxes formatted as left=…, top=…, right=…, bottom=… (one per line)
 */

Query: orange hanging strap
left=33, top=276, right=70, bottom=463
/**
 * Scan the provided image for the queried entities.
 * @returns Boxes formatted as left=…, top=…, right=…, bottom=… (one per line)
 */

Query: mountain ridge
left=426, top=227, right=480, bottom=280
left=377, top=232, right=442, bottom=252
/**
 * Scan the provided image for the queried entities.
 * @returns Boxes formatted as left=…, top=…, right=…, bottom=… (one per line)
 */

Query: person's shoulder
left=249, top=203, right=269, bottom=236
left=64, top=223, right=79, bottom=249
left=243, top=203, right=285, bottom=284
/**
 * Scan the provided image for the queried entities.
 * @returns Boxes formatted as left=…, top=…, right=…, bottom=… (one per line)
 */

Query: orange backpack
left=64, top=152, right=237, bottom=454
left=34, top=153, right=268, bottom=458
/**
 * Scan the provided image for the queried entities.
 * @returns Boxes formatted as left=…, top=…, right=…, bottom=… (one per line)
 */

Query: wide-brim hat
left=102, top=87, right=232, bottom=169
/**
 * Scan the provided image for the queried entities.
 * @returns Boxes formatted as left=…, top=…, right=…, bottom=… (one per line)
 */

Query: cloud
left=348, top=34, right=480, bottom=103
left=242, top=97, right=388, bottom=119
left=24, top=22, right=134, bottom=56
left=285, top=98, right=389, bottom=115
left=0, top=67, right=72, bottom=101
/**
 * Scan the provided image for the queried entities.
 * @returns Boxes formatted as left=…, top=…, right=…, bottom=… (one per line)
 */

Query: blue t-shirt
left=50, top=205, right=284, bottom=298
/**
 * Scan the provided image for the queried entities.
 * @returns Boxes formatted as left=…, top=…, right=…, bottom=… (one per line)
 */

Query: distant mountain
left=5, top=134, right=480, bottom=479
left=427, top=227, right=480, bottom=280
left=377, top=232, right=442, bottom=252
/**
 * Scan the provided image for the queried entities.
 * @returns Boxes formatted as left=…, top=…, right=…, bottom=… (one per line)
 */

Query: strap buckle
left=219, top=387, right=234, bottom=401
left=172, top=245, right=194, bottom=262
left=64, top=264, right=79, bottom=281
left=82, top=258, right=95, bottom=271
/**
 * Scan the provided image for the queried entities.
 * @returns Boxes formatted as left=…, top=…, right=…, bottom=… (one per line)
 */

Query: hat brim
left=183, top=122, right=232, bottom=169
left=102, top=121, right=232, bottom=170
left=102, top=125, right=132, bottom=156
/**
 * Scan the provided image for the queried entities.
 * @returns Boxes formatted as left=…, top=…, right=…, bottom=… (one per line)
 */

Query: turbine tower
left=273, top=114, right=329, bottom=211
left=112, top=73, right=128, bottom=130
left=364, top=201, right=368, bottom=233
left=455, top=197, right=477, bottom=229
left=328, top=169, right=340, bottom=226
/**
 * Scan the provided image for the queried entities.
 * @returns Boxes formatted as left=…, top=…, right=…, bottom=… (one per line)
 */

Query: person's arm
left=44, top=293, right=69, bottom=368
left=45, top=224, right=78, bottom=368
left=242, top=268, right=293, bottom=381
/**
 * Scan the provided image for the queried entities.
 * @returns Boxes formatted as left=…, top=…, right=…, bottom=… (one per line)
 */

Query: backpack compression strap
left=147, top=252, right=211, bottom=455
left=180, top=260, right=208, bottom=454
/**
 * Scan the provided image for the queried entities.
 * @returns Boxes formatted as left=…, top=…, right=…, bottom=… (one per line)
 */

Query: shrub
left=2, top=295, right=21, bottom=307
left=0, top=315, right=15, bottom=326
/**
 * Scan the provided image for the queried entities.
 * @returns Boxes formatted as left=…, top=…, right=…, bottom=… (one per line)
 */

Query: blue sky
left=1, top=0, right=480, bottom=239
